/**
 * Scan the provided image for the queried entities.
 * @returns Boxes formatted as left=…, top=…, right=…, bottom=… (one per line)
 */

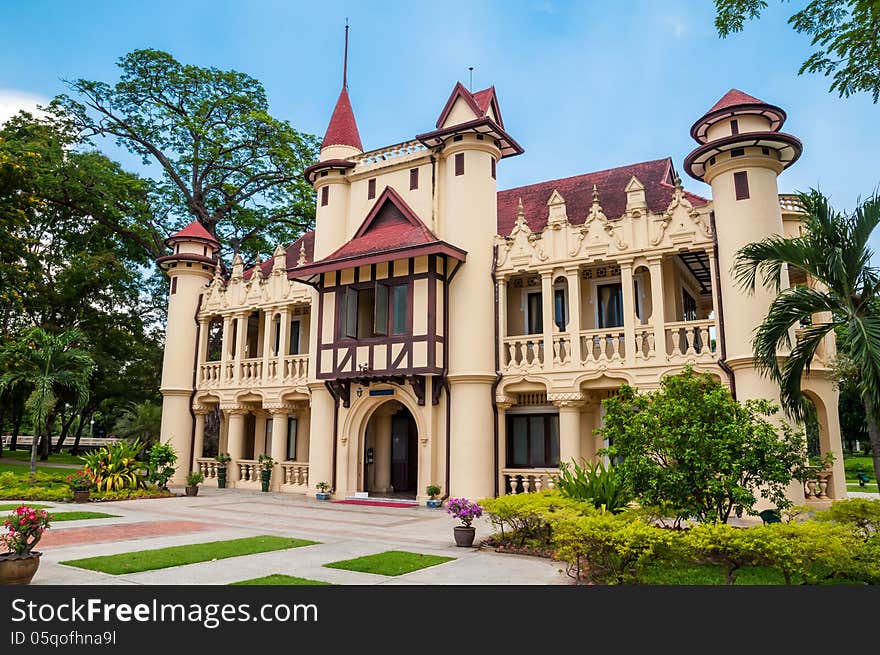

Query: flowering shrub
left=447, top=497, right=483, bottom=527
left=2, top=506, right=51, bottom=556
left=66, top=469, right=94, bottom=492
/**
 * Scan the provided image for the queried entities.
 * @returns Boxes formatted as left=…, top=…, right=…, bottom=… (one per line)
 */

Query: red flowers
left=2, top=505, right=51, bottom=556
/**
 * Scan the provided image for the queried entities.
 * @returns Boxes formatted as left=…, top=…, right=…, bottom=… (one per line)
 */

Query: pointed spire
left=592, top=184, right=600, bottom=204
left=298, top=241, right=307, bottom=266
left=321, top=21, right=362, bottom=152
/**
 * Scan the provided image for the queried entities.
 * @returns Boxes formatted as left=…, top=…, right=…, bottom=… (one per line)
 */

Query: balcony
left=198, top=354, right=309, bottom=390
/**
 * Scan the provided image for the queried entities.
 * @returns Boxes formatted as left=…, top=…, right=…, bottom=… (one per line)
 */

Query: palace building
left=156, top=66, right=846, bottom=505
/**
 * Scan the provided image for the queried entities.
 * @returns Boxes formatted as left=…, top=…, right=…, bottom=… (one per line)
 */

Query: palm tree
left=734, top=189, right=880, bottom=493
left=0, top=327, right=94, bottom=476
left=113, top=400, right=162, bottom=445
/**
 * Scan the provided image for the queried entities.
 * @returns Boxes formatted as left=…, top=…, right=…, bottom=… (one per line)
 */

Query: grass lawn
left=0, top=503, right=53, bottom=511
left=324, top=550, right=455, bottom=576
left=50, top=511, right=118, bottom=522
left=847, top=484, right=880, bottom=494
left=231, top=574, right=334, bottom=586
left=61, top=536, right=319, bottom=575
left=641, top=563, right=786, bottom=585
left=2, top=449, right=82, bottom=466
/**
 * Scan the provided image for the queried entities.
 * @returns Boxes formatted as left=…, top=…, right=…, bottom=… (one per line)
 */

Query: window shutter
left=374, top=282, right=389, bottom=336
left=455, top=153, right=464, bottom=176
left=410, top=168, right=419, bottom=190
left=321, top=186, right=329, bottom=206
left=368, top=178, right=376, bottom=199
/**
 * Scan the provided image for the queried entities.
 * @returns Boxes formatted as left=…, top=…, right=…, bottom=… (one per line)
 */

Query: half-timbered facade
left=156, top=67, right=847, bottom=506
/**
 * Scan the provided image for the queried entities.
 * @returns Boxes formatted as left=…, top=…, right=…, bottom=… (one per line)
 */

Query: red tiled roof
left=166, top=220, right=220, bottom=248
left=707, top=89, right=765, bottom=114
left=322, top=88, right=362, bottom=151
left=496, top=158, right=708, bottom=236
left=243, top=230, right=315, bottom=280
left=288, top=187, right=466, bottom=278
left=435, top=82, right=504, bottom=129
left=323, top=187, right=440, bottom=259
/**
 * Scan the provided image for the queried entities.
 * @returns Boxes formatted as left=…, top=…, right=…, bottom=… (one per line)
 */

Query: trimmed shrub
left=480, top=491, right=592, bottom=548
left=81, top=439, right=147, bottom=492
left=552, top=512, right=680, bottom=584
left=814, top=498, right=880, bottom=539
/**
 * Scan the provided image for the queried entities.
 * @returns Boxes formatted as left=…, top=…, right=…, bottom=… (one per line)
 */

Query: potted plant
left=257, top=454, right=275, bottom=492
left=185, top=471, right=204, bottom=497
left=66, top=469, right=93, bottom=503
left=215, top=452, right=231, bottom=489
left=315, top=481, right=331, bottom=501
left=426, top=484, right=442, bottom=508
left=446, top=497, right=482, bottom=547
left=0, top=505, right=51, bottom=585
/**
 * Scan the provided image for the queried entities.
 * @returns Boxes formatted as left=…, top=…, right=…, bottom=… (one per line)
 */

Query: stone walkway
left=9, top=488, right=567, bottom=586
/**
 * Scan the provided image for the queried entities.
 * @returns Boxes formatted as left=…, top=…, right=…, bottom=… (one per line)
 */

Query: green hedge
left=482, top=493, right=880, bottom=585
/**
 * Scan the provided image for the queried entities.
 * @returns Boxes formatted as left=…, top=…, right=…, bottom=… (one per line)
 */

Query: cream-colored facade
left=156, top=82, right=845, bottom=506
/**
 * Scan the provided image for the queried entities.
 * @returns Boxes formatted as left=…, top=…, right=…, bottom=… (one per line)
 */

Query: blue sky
left=1, top=1, right=877, bottom=220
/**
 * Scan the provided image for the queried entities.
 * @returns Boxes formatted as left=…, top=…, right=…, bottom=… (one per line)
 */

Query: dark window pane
left=598, top=283, right=623, bottom=328
left=549, top=415, right=560, bottom=467
left=289, top=320, right=300, bottom=354
left=344, top=287, right=358, bottom=338
left=683, top=290, right=697, bottom=322
left=554, top=288, right=566, bottom=331
left=410, top=168, right=419, bottom=190
left=392, top=284, right=408, bottom=334
left=368, top=178, right=376, bottom=199
left=455, top=153, right=464, bottom=176
left=529, top=416, right=544, bottom=465
left=357, top=287, right=375, bottom=339
left=510, top=417, right=528, bottom=468
left=527, top=292, right=543, bottom=334
left=321, top=186, right=328, bottom=206
left=734, top=171, right=750, bottom=200
left=287, top=417, right=297, bottom=461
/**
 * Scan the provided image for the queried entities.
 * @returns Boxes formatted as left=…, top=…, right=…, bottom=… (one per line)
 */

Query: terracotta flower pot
left=185, top=486, right=199, bottom=497
left=0, top=552, right=41, bottom=585
left=454, top=525, right=476, bottom=547
left=73, top=490, right=90, bottom=503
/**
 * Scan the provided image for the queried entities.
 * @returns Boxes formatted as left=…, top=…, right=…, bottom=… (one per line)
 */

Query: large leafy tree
left=53, top=48, right=321, bottom=260
left=0, top=112, right=164, bottom=457
left=0, top=328, right=94, bottom=475
left=714, top=0, right=880, bottom=102
left=734, top=189, right=880, bottom=492
left=599, top=368, right=807, bottom=524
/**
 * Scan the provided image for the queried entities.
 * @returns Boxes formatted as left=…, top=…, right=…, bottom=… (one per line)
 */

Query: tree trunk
left=54, top=411, right=77, bottom=452
left=29, top=428, right=39, bottom=478
left=0, top=401, right=5, bottom=459
left=10, top=403, right=23, bottom=451
left=863, top=397, right=880, bottom=495
left=71, top=413, right=89, bottom=456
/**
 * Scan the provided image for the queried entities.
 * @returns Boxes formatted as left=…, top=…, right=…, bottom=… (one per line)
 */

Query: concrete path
left=5, top=488, right=567, bottom=586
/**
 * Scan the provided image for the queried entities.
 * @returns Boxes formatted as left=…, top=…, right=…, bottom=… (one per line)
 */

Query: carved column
left=497, top=276, right=507, bottom=368
left=550, top=393, right=586, bottom=467
left=192, top=407, right=208, bottom=472
left=540, top=271, right=553, bottom=369
left=619, top=260, right=636, bottom=365
left=262, top=310, right=274, bottom=380
left=648, top=256, right=667, bottom=359
left=253, top=411, right=268, bottom=457
left=372, top=406, right=394, bottom=493
left=196, top=318, right=209, bottom=378
left=496, top=395, right=513, bottom=494
left=565, top=267, right=582, bottom=365
left=278, top=306, right=291, bottom=380
left=224, top=407, right=247, bottom=484
left=221, top=315, right=233, bottom=381
left=234, top=313, right=247, bottom=383
left=268, top=406, right=290, bottom=489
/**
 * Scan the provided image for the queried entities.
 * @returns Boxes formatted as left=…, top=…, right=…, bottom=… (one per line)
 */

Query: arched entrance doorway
left=362, top=401, right=418, bottom=499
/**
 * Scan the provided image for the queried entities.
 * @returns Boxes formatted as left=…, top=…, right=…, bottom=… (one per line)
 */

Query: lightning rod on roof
left=343, top=19, right=350, bottom=89
left=468, top=66, right=474, bottom=91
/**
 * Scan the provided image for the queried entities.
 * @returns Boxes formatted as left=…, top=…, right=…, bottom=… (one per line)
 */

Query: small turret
left=156, top=220, right=220, bottom=484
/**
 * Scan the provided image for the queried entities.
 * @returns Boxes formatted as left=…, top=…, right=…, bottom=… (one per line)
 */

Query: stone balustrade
left=350, top=140, right=428, bottom=170
left=779, top=194, right=805, bottom=213
left=665, top=320, right=716, bottom=359
left=502, top=468, right=559, bottom=495
left=581, top=329, right=626, bottom=365
left=803, top=468, right=833, bottom=501
left=198, top=355, right=309, bottom=391
left=280, top=462, right=310, bottom=492
left=503, top=336, right=544, bottom=371
left=552, top=333, right=572, bottom=365
left=195, top=458, right=219, bottom=487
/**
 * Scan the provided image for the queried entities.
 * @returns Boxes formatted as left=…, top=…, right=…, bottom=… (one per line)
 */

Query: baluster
left=506, top=342, right=516, bottom=367
left=634, top=331, right=642, bottom=359
left=647, top=332, right=655, bottom=357
left=700, top=327, right=710, bottom=355
left=671, top=329, right=682, bottom=357
left=547, top=476, right=556, bottom=491
left=610, top=334, right=621, bottom=360
left=508, top=475, right=519, bottom=495
left=522, top=475, right=531, bottom=493
left=534, top=475, right=544, bottom=492
left=685, top=328, right=696, bottom=355
left=553, top=338, right=561, bottom=364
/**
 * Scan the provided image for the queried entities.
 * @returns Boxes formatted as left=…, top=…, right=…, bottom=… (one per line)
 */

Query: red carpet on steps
left=332, top=499, right=416, bottom=508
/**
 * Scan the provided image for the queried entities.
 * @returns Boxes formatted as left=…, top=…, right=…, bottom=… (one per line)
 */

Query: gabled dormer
left=289, top=187, right=466, bottom=384
left=435, top=81, right=505, bottom=130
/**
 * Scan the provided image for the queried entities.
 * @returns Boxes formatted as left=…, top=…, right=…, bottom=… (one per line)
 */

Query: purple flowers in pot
left=446, top=497, right=483, bottom=527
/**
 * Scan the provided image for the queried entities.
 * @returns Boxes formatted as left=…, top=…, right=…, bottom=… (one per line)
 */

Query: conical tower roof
left=321, top=87, right=362, bottom=151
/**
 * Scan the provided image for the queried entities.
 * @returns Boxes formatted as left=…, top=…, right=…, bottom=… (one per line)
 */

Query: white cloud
left=0, top=89, right=50, bottom=125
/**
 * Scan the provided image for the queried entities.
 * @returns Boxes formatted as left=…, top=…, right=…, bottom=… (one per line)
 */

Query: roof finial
left=343, top=19, right=350, bottom=90
left=468, top=66, right=474, bottom=91
left=592, top=184, right=600, bottom=204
